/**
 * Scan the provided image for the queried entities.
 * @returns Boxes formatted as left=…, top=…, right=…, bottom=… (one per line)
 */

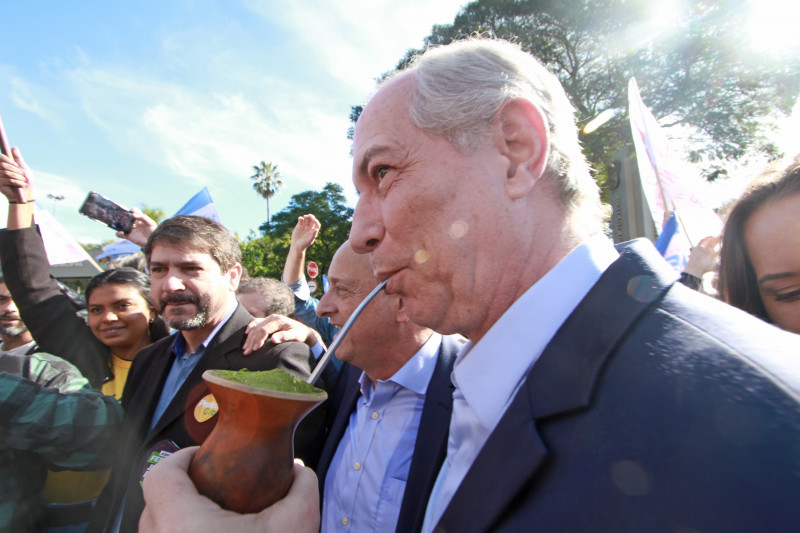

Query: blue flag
left=174, top=187, right=222, bottom=223
left=655, top=211, right=690, bottom=272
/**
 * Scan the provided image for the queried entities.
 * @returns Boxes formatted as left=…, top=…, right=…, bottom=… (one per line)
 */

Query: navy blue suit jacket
left=317, top=335, right=462, bottom=533
left=434, top=239, right=800, bottom=532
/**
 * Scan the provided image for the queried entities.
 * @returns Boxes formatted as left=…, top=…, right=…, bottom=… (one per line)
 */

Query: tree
left=239, top=183, right=354, bottom=279
left=140, top=205, right=166, bottom=224
left=240, top=232, right=289, bottom=279
left=351, top=0, right=800, bottom=185
left=250, top=161, right=284, bottom=232
left=80, top=240, right=116, bottom=258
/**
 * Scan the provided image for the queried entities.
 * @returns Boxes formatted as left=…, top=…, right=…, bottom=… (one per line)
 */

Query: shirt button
left=371, top=411, right=379, bottom=420
left=353, top=461, right=362, bottom=471
left=341, top=516, right=350, bottom=526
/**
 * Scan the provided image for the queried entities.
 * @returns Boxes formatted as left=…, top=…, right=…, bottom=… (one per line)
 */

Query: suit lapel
left=438, top=239, right=678, bottom=531
left=146, top=305, right=250, bottom=441
left=316, top=364, right=362, bottom=489
left=123, top=340, right=174, bottom=441
left=438, top=387, right=548, bottom=533
left=395, top=335, right=460, bottom=533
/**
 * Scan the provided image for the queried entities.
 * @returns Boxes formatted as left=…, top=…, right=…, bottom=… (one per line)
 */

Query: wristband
left=8, top=199, right=34, bottom=204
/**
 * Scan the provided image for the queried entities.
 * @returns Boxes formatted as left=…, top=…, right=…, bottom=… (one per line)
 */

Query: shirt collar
left=454, top=234, right=619, bottom=430
left=172, top=296, right=239, bottom=358
left=359, top=332, right=443, bottom=400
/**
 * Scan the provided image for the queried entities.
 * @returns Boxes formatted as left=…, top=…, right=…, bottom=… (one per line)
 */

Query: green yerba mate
left=213, top=368, right=321, bottom=394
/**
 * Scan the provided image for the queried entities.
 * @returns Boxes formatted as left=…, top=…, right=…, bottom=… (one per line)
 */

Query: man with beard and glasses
left=88, top=216, right=322, bottom=533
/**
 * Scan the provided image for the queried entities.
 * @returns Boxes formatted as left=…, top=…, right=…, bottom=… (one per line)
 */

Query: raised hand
left=291, top=214, right=321, bottom=252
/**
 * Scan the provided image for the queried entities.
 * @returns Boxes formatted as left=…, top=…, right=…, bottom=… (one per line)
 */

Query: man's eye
left=376, top=166, right=389, bottom=180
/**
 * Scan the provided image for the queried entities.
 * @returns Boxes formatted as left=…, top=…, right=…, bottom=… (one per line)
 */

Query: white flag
left=628, top=77, right=722, bottom=245
left=33, top=203, right=100, bottom=267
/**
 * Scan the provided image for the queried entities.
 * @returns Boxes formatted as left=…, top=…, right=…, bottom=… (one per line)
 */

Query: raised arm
left=282, top=214, right=321, bottom=285
left=0, top=148, right=111, bottom=387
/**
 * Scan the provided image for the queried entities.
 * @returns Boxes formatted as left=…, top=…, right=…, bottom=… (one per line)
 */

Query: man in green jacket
left=0, top=351, right=123, bottom=532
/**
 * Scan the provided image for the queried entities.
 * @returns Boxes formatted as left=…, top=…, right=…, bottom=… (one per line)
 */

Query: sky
left=2, top=0, right=799, bottom=247
left=0, top=0, right=468, bottom=244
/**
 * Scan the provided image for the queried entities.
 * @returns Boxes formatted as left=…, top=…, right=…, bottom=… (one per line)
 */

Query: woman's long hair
left=718, top=155, right=800, bottom=321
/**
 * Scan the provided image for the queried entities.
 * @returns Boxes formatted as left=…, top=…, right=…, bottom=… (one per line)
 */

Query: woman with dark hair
left=718, top=154, right=800, bottom=334
left=83, top=268, right=170, bottom=396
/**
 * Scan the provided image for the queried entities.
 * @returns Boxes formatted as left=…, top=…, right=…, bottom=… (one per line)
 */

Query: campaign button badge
left=194, top=393, right=219, bottom=422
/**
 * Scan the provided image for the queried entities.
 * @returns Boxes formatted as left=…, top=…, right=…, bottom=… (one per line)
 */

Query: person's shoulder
left=128, top=332, right=178, bottom=373
left=653, top=283, right=800, bottom=395
left=25, top=351, right=89, bottom=391
left=137, top=332, right=178, bottom=356
left=244, top=340, right=315, bottom=381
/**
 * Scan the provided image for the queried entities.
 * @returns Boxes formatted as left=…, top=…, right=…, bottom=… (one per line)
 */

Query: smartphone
left=79, top=191, right=135, bottom=234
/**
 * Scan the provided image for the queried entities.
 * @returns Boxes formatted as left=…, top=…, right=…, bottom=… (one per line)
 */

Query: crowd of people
left=1, top=37, right=799, bottom=533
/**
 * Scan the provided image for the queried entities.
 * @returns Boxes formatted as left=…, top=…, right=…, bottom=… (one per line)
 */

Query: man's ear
left=395, top=296, right=410, bottom=324
left=228, top=263, right=243, bottom=291
left=496, top=98, right=549, bottom=200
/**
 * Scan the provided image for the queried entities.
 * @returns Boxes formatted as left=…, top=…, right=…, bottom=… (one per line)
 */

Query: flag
left=655, top=210, right=690, bottom=272
left=174, top=187, right=222, bottom=222
left=95, top=240, right=141, bottom=260
left=97, top=187, right=222, bottom=260
left=628, top=78, right=722, bottom=247
left=34, top=203, right=101, bottom=270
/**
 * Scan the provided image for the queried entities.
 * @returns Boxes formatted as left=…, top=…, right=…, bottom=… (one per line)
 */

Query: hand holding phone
left=79, top=191, right=135, bottom=234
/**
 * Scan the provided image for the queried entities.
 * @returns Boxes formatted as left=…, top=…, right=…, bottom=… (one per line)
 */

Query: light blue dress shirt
left=148, top=299, right=238, bottom=432
left=422, top=235, right=619, bottom=532
left=322, top=332, right=442, bottom=532
left=286, top=277, right=339, bottom=347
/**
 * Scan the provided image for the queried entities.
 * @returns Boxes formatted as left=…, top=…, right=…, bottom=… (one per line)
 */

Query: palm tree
left=250, top=161, right=283, bottom=232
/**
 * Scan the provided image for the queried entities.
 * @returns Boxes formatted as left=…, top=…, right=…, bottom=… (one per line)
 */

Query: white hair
left=382, top=38, right=604, bottom=229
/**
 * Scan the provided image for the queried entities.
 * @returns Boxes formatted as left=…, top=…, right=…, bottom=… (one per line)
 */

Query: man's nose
left=350, top=197, right=384, bottom=254
left=316, top=291, right=334, bottom=318
left=162, top=271, right=186, bottom=292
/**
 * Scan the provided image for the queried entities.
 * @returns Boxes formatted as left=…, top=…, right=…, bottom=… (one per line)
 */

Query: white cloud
left=244, top=0, right=468, bottom=98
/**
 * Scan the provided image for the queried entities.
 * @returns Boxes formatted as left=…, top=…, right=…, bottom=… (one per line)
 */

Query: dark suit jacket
left=434, top=239, right=800, bottom=533
left=88, top=304, right=321, bottom=533
left=317, top=334, right=463, bottom=533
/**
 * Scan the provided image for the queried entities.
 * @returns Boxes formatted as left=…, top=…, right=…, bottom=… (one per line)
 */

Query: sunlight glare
left=746, top=0, right=800, bottom=56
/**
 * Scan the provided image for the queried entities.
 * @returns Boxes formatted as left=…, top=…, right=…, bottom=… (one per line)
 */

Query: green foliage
left=351, top=0, right=800, bottom=186
left=240, top=232, right=290, bottom=279
left=80, top=240, right=116, bottom=257
left=240, top=183, right=353, bottom=279
left=140, top=205, right=166, bottom=224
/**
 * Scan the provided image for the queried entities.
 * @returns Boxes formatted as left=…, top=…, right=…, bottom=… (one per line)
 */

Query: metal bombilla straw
left=307, top=279, right=388, bottom=385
